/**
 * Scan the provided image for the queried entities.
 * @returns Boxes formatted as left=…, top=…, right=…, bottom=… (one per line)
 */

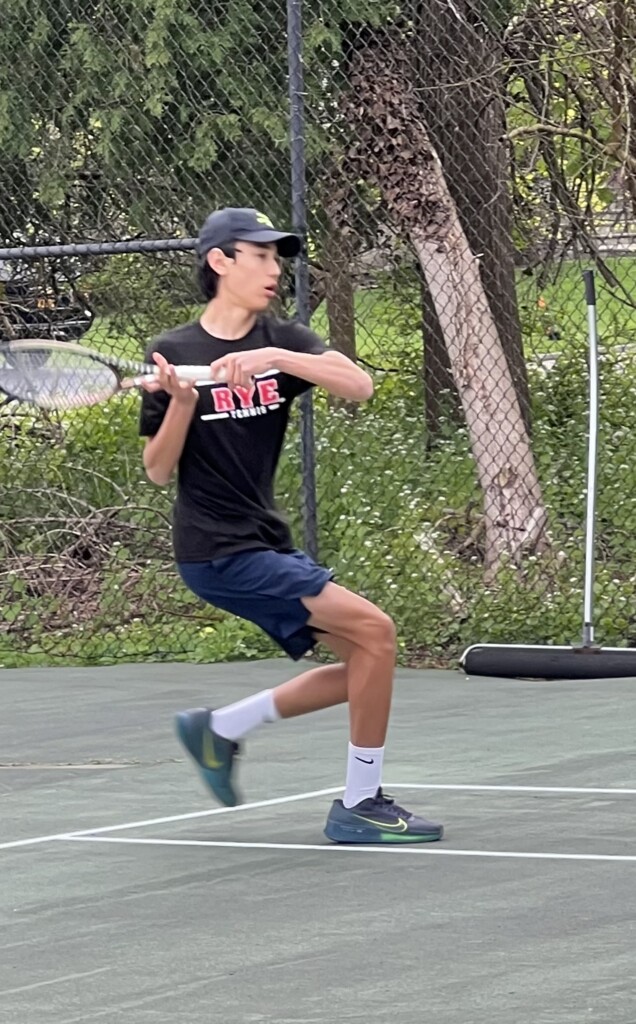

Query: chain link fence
left=1, top=0, right=636, bottom=667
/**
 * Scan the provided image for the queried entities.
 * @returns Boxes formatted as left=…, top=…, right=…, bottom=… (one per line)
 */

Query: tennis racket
left=0, top=339, right=217, bottom=411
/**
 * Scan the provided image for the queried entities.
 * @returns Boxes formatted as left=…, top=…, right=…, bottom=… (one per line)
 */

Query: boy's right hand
left=141, top=352, right=198, bottom=404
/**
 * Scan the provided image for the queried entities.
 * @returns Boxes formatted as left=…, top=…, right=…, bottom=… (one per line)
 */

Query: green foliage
left=0, top=0, right=399, bottom=243
left=2, top=1, right=636, bottom=673
left=5, top=264, right=636, bottom=670
left=505, top=5, right=635, bottom=261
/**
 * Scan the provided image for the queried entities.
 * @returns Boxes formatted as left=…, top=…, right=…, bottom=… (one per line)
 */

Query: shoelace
left=368, top=788, right=409, bottom=818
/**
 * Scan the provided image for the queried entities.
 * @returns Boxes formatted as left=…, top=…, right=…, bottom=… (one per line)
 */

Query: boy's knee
left=352, top=608, right=397, bottom=655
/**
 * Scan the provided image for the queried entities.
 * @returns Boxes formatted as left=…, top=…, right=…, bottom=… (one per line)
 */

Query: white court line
left=0, top=786, right=342, bottom=852
left=4, top=782, right=636, bottom=854
left=386, top=784, right=636, bottom=796
left=65, top=835, right=636, bottom=864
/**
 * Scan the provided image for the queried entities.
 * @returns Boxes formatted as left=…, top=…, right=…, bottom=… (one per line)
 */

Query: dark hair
left=197, top=244, right=236, bottom=300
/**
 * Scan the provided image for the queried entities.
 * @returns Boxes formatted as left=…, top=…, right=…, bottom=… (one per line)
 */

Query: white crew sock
left=210, top=690, right=280, bottom=742
left=342, top=743, right=385, bottom=808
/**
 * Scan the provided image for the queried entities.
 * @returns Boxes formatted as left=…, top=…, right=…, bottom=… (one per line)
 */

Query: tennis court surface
left=2, top=659, right=636, bottom=1023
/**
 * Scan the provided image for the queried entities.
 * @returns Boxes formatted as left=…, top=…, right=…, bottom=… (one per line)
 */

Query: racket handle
left=174, top=365, right=217, bottom=382
left=137, top=365, right=217, bottom=383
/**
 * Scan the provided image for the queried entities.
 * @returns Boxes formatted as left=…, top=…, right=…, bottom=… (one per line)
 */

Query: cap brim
left=236, top=230, right=301, bottom=258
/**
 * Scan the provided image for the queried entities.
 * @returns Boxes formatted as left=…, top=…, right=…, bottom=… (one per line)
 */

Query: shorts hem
left=177, top=550, right=333, bottom=662
left=273, top=627, right=320, bottom=661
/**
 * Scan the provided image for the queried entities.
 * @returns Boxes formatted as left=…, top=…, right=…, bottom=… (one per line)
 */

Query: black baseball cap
left=197, top=207, right=301, bottom=260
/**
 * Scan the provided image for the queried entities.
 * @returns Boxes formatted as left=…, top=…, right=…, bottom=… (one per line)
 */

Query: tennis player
left=139, top=207, right=443, bottom=844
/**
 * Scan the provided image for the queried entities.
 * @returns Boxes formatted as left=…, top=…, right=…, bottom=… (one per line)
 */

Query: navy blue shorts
left=177, top=548, right=333, bottom=660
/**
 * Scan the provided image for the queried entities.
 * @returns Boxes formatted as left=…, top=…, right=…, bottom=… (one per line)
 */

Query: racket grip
left=583, top=269, right=596, bottom=306
left=133, top=367, right=216, bottom=387
left=174, top=365, right=216, bottom=382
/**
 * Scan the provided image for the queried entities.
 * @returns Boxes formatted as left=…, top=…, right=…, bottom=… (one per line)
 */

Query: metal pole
left=287, top=0, right=318, bottom=560
left=582, top=270, right=599, bottom=647
left=0, top=237, right=198, bottom=260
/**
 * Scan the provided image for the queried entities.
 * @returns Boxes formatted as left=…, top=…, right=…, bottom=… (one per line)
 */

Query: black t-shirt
left=139, top=317, right=327, bottom=562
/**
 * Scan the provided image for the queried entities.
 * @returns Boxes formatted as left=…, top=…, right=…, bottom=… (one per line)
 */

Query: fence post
left=286, top=0, right=318, bottom=561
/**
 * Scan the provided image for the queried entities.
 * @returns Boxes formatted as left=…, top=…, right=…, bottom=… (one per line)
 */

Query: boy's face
left=208, top=241, right=282, bottom=311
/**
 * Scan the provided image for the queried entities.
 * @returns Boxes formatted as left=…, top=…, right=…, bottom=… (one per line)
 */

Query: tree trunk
left=341, top=35, right=549, bottom=573
left=412, top=215, right=546, bottom=572
left=321, top=219, right=358, bottom=412
left=324, top=221, right=357, bottom=362
left=609, top=0, right=636, bottom=213
left=419, top=267, right=460, bottom=444
left=413, top=0, right=532, bottom=434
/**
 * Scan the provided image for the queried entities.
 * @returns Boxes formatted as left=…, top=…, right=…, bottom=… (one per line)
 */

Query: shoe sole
left=324, top=821, right=443, bottom=844
left=174, top=713, right=238, bottom=808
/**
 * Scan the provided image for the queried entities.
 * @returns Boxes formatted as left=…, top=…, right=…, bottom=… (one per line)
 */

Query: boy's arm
left=274, top=349, right=373, bottom=402
left=140, top=352, right=198, bottom=486
left=209, top=347, right=373, bottom=403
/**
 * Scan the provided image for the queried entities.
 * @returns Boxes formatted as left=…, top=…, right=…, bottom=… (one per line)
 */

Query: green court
left=2, top=660, right=636, bottom=1022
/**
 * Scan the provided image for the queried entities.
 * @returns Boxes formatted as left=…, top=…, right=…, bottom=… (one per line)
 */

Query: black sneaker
left=324, top=788, right=443, bottom=844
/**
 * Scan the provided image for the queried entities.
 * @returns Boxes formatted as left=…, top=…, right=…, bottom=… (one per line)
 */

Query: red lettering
left=212, top=387, right=235, bottom=413
left=257, top=378, right=281, bottom=406
left=233, top=384, right=256, bottom=409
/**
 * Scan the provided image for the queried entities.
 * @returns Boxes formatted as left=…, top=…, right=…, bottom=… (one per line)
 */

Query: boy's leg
left=207, top=635, right=352, bottom=748
left=214, top=628, right=388, bottom=808
left=302, top=583, right=444, bottom=843
left=175, top=636, right=354, bottom=808
left=302, top=582, right=395, bottom=747
left=271, top=632, right=386, bottom=810
left=175, top=571, right=443, bottom=842
left=301, top=584, right=394, bottom=808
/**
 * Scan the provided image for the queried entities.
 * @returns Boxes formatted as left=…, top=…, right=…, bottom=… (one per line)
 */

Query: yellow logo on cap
left=255, top=211, right=274, bottom=227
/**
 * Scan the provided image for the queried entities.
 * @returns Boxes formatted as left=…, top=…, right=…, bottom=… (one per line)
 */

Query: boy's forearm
left=143, top=397, right=198, bottom=486
left=275, top=350, right=373, bottom=402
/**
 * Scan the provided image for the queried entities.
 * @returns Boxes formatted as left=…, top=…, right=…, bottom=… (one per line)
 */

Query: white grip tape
left=174, top=364, right=217, bottom=382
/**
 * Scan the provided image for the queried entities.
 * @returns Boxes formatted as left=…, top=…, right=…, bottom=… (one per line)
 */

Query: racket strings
left=0, top=349, right=121, bottom=410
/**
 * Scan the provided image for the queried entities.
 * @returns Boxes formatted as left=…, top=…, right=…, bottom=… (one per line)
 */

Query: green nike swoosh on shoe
left=174, top=707, right=241, bottom=807
left=324, top=788, right=443, bottom=844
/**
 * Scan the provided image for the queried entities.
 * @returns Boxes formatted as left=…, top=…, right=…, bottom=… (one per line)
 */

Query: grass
left=516, top=256, right=636, bottom=357
left=81, top=255, right=636, bottom=371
